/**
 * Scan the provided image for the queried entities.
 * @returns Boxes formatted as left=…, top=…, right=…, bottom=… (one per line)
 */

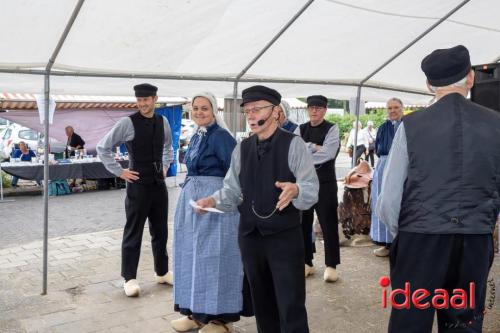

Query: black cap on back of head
left=134, top=83, right=158, bottom=97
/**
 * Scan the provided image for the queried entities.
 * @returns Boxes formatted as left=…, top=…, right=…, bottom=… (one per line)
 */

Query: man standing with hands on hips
left=97, top=83, right=174, bottom=297
left=196, top=85, right=319, bottom=333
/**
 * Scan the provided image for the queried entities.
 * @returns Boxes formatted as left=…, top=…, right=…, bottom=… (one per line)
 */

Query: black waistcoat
left=399, top=93, right=500, bottom=234
left=300, top=120, right=337, bottom=182
left=238, top=128, right=300, bottom=236
left=125, top=112, right=165, bottom=184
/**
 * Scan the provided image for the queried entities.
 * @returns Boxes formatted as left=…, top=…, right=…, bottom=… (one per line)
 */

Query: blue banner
left=155, top=105, right=183, bottom=177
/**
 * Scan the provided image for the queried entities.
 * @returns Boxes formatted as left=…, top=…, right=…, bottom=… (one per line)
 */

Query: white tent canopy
left=1, top=0, right=499, bottom=103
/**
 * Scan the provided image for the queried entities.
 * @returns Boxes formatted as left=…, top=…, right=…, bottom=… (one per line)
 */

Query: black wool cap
left=307, top=95, right=328, bottom=108
left=134, top=83, right=158, bottom=97
left=421, top=45, right=471, bottom=87
left=240, top=85, right=281, bottom=107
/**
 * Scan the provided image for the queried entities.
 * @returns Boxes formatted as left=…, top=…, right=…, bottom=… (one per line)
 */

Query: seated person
left=11, top=141, right=36, bottom=187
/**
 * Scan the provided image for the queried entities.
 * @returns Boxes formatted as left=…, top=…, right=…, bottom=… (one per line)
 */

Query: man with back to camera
left=377, top=45, right=500, bottom=332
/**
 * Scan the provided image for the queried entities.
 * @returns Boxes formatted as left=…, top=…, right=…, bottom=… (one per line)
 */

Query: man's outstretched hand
left=275, top=181, right=299, bottom=211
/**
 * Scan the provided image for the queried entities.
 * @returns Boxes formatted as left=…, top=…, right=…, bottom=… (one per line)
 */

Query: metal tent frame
left=0, top=0, right=472, bottom=294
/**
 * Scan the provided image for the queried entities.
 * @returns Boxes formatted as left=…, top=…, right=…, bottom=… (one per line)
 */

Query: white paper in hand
left=189, top=199, right=224, bottom=214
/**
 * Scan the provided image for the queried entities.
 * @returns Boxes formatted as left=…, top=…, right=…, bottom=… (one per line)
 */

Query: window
left=0, top=118, right=8, bottom=126
left=2, top=129, right=11, bottom=140
left=18, top=130, right=38, bottom=140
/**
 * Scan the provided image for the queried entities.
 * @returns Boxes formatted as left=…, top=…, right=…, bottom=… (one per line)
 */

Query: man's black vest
left=125, top=112, right=165, bottom=184
left=399, top=93, right=500, bottom=234
left=238, top=128, right=300, bottom=236
left=300, top=120, right=337, bottom=183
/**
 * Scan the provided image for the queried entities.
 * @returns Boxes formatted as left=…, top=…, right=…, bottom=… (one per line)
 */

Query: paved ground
left=1, top=152, right=355, bottom=248
left=0, top=227, right=498, bottom=333
left=0, top=151, right=499, bottom=332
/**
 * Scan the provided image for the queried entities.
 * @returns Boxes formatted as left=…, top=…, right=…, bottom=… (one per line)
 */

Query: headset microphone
left=257, top=108, right=274, bottom=126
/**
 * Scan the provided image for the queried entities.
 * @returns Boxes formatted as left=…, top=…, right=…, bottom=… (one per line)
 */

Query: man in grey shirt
left=295, top=95, right=341, bottom=283
left=377, top=45, right=500, bottom=332
left=97, top=83, right=174, bottom=297
left=197, top=85, right=318, bottom=333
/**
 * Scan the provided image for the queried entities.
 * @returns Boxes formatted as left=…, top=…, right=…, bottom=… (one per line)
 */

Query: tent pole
left=235, top=0, right=315, bottom=82
left=351, top=85, right=362, bottom=168
left=0, top=68, right=433, bottom=97
left=349, top=0, right=470, bottom=168
left=231, top=0, right=314, bottom=138
left=360, top=0, right=471, bottom=85
left=41, top=74, right=50, bottom=295
left=41, top=0, right=85, bottom=296
left=232, top=81, right=239, bottom=137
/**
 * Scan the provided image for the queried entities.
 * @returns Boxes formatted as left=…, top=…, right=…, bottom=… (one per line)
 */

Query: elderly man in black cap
left=294, top=95, right=341, bottom=282
left=377, top=45, right=500, bottom=332
left=196, top=85, right=319, bottom=333
left=97, top=83, right=174, bottom=297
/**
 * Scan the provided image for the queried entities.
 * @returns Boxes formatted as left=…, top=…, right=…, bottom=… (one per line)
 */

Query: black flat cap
left=421, top=45, right=471, bottom=87
left=240, top=85, right=281, bottom=107
left=134, top=83, right=158, bottom=97
left=307, top=95, right=328, bottom=108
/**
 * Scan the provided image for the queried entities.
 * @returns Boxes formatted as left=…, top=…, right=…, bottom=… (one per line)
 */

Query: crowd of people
left=92, top=44, right=499, bottom=333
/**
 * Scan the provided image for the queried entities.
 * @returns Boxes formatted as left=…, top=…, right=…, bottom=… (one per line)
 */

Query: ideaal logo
left=379, top=276, right=475, bottom=310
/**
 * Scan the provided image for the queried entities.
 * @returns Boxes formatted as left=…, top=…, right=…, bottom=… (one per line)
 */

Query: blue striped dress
left=173, top=123, right=243, bottom=323
left=370, top=120, right=401, bottom=245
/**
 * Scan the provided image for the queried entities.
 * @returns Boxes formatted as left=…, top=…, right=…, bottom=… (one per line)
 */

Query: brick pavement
left=0, top=227, right=498, bottom=333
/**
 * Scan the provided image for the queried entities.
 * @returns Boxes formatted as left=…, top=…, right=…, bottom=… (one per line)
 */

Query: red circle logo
left=379, top=276, right=391, bottom=287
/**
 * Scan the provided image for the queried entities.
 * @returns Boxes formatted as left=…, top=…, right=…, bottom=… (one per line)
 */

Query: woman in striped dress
left=171, top=92, right=243, bottom=333
left=370, top=98, right=403, bottom=257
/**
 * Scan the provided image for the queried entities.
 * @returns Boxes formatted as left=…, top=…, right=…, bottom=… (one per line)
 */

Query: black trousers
left=302, top=180, right=340, bottom=268
left=389, top=232, right=494, bottom=333
left=365, top=148, right=375, bottom=167
left=354, top=144, right=365, bottom=163
left=239, top=227, right=309, bottom=333
left=122, top=181, right=169, bottom=281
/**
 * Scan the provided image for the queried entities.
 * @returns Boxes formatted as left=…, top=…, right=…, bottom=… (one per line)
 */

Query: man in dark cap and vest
left=294, top=95, right=341, bottom=282
left=97, top=83, right=174, bottom=297
left=377, top=45, right=500, bottom=332
left=196, top=85, right=319, bottom=333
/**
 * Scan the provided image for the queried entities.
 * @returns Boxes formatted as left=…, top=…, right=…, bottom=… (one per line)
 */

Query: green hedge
left=326, top=109, right=388, bottom=144
left=1, top=171, right=11, bottom=188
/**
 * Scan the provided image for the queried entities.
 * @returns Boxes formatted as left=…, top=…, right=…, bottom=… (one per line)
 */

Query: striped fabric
left=173, top=176, right=243, bottom=315
left=370, top=156, right=393, bottom=244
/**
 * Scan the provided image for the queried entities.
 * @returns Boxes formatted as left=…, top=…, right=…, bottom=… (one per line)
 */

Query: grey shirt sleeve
left=162, top=117, right=174, bottom=170
left=311, top=125, right=340, bottom=165
left=96, top=117, right=135, bottom=177
left=375, top=123, right=409, bottom=238
left=288, top=136, right=319, bottom=210
left=211, top=143, right=243, bottom=212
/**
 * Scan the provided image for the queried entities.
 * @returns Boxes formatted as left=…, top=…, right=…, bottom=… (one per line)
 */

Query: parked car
left=37, top=134, right=67, bottom=155
left=180, top=118, right=195, bottom=142
left=0, top=124, right=39, bottom=160
left=0, top=117, right=12, bottom=132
